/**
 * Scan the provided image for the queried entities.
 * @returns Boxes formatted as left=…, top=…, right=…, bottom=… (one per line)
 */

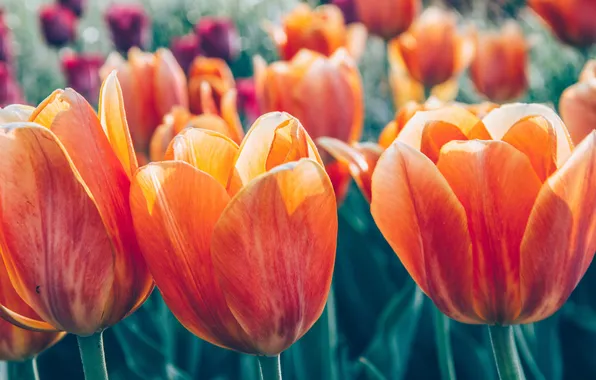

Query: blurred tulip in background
left=195, top=17, right=240, bottom=62
left=105, top=4, right=150, bottom=52
left=560, top=59, right=596, bottom=146
left=58, top=0, right=85, bottom=18
left=0, top=10, right=12, bottom=63
left=170, top=33, right=201, bottom=73
left=61, top=52, right=104, bottom=104
left=353, top=0, right=419, bottom=40
left=529, top=0, right=596, bottom=47
left=39, top=4, right=77, bottom=48
left=0, top=62, right=22, bottom=106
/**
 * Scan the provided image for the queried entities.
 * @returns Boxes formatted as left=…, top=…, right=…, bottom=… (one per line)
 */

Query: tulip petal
left=220, top=88, right=245, bottom=144
left=371, top=141, right=478, bottom=323
left=149, top=123, right=175, bottom=162
left=345, top=23, right=368, bottom=61
left=0, top=124, right=114, bottom=334
left=129, top=161, right=254, bottom=352
left=164, top=128, right=242, bottom=193
left=501, top=116, right=557, bottom=182
left=34, top=89, right=153, bottom=326
left=98, top=71, right=138, bottom=178
left=518, top=132, right=596, bottom=323
left=154, top=49, right=189, bottom=118
left=211, top=159, right=337, bottom=355
left=397, top=106, right=488, bottom=150
left=0, top=105, right=35, bottom=123
left=420, top=120, right=468, bottom=163
left=436, top=140, right=542, bottom=324
left=482, top=103, right=573, bottom=167
left=234, top=112, right=322, bottom=185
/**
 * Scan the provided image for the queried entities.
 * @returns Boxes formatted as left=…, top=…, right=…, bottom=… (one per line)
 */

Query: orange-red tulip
left=187, top=56, right=235, bottom=116
left=370, top=103, right=595, bottom=325
left=267, top=4, right=367, bottom=61
left=100, top=48, right=188, bottom=159
left=130, top=112, right=337, bottom=355
left=388, top=7, right=473, bottom=104
left=560, top=60, right=596, bottom=146
left=0, top=244, right=64, bottom=360
left=254, top=48, right=363, bottom=200
left=529, top=0, right=596, bottom=47
left=354, top=0, right=420, bottom=40
left=469, top=22, right=528, bottom=102
left=0, top=73, right=153, bottom=336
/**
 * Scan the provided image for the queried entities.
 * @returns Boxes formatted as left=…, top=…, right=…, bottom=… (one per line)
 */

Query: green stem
left=258, top=355, right=282, bottom=380
left=433, top=307, right=457, bottom=380
left=488, top=325, right=525, bottom=380
left=7, top=357, right=39, bottom=380
left=424, top=86, right=433, bottom=101
left=77, top=332, right=109, bottom=380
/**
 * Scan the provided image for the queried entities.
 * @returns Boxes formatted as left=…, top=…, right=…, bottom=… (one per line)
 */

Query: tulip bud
left=0, top=62, right=23, bottom=107
left=39, top=4, right=77, bottom=48
left=105, top=4, right=150, bottom=52
left=195, top=17, right=239, bottom=62
left=170, top=33, right=201, bottom=73
left=560, top=60, right=596, bottom=145
left=58, top=0, right=85, bottom=18
left=0, top=10, right=12, bottom=63
left=529, top=0, right=596, bottom=47
left=354, top=0, right=420, bottom=40
left=61, top=52, right=104, bottom=104
left=469, top=22, right=528, bottom=102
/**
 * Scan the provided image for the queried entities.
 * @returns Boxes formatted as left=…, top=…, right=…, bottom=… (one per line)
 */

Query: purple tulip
left=195, top=17, right=239, bottom=62
left=0, top=10, right=12, bottom=63
left=105, top=4, right=150, bottom=52
left=171, top=33, right=201, bottom=73
left=332, top=0, right=358, bottom=24
left=61, top=52, right=104, bottom=103
left=236, top=77, right=260, bottom=125
left=0, top=62, right=23, bottom=106
left=58, top=0, right=85, bottom=18
left=39, top=4, right=77, bottom=48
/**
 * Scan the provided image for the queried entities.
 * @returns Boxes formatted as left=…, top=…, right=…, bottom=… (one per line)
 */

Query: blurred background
left=1, top=0, right=595, bottom=379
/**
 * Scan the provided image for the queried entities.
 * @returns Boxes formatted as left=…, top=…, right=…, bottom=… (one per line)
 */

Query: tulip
left=0, top=10, right=12, bottom=63
left=331, top=0, right=358, bottom=24
left=105, top=4, right=150, bottom=52
left=236, top=77, right=260, bottom=125
left=353, top=0, right=420, bottom=40
left=388, top=7, right=473, bottom=100
left=0, top=73, right=153, bottom=340
left=469, top=22, right=528, bottom=102
left=195, top=17, right=240, bottom=62
left=129, top=112, right=337, bottom=368
left=254, top=48, right=363, bottom=200
left=560, top=60, right=596, bottom=146
left=267, top=4, right=367, bottom=61
left=61, top=52, right=104, bottom=104
left=171, top=33, right=201, bottom=73
left=0, top=62, right=23, bottom=107
left=100, top=48, right=188, bottom=160
left=39, top=4, right=77, bottom=48
left=58, top=0, right=85, bottom=18
left=187, top=56, right=235, bottom=115
left=529, top=0, right=596, bottom=47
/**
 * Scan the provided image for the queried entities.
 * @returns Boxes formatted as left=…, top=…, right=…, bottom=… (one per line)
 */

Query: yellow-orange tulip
left=267, top=4, right=367, bottom=61
left=254, top=48, right=362, bottom=199
left=389, top=7, right=473, bottom=97
left=469, top=22, right=528, bottom=102
left=0, top=73, right=153, bottom=336
left=187, top=56, right=235, bottom=116
left=129, top=112, right=337, bottom=355
left=354, top=0, right=420, bottom=40
left=370, top=103, right=595, bottom=325
left=529, top=0, right=596, bottom=47
left=560, top=60, right=596, bottom=146
left=100, top=48, right=188, bottom=159
left=0, top=248, right=64, bottom=360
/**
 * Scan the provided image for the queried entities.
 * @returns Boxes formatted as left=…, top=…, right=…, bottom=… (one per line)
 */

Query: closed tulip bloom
left=58, top=0, right=85, bottom=18
left=529, top=0, right=596, bottom=47
left=390, top=7, right=474, bottom=90
left=187, top=56, right=235, bottom=115
left=370, top=103, right=595, bottom=325
left=105, top=4, right=150, bottom=52
left=171, top=33, right=201, bottom=73
left=39, top=4, right=77, bottom=48
left=470, top=22, right=528, bottom=102
left=195, top=17, right=240, bottom=62
left=100, top=48, right=188, bottom=159
left=61, top=52, right=104, bottom=104
left=0, top=73, right=153, bottom=335
left=267, top=4, right=367, bottom=61
left=130, top=112, right=337, bottom=355
left=254, top=48, right=363, bottom=199
left=354, top=0, right=420, bottom=40
left=560, top=60, right=596, bottom=146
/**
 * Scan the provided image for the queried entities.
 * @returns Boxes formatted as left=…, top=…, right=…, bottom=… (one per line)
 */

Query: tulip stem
left=433, top=307, right=457, bottom=380
left=488, top=325, right=525, bottom=380
left=258, top=355, right=282, bottom=380
left=77, top=332, right=109, bottom=380
left=8, top=357, right=40, bottom=380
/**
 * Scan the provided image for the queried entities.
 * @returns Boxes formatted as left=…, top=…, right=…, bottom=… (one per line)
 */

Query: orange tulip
left=529, top=0, right=596, bottom=47
left=267, top=4, right=367, bottom=61
left=560, top=59, right=596, bottom=146
left=254, top=48, right=362, bottom=199
left=130, top=112, right=337, bottom=355
left=0, top=240, right=64, bottom=360
left=388, top=7, right=473, bottom=103
left=187, top=56, right=235, bottom=116
left=319, top=99, right=498, bottom=201
left=354, top=0, right=420, bottom=40
left=0, top=73, right=153, bottom=336
left=370, top=103, right=595, bottom=325
left=100, top=47, right=188, bottom=159
left=469, top=22, right=528, bottom=102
